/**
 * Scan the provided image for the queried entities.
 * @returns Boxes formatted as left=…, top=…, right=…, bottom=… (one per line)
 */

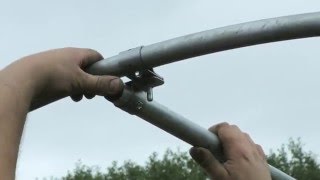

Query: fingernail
left=105, top=78, right=124, bottom=101
left=109, top=78, right=123, bottom=94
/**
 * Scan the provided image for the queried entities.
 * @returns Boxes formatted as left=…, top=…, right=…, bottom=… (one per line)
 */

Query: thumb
left=190, top=147, right=228, bottom=179
left=81, top=73, right=124, bottom=99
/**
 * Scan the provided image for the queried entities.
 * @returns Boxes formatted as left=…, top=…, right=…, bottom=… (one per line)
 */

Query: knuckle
left=256, top=144, right=262, bottom=150
left=78, top=48, right=103, bottom=67
left=95, top=76, right=104, bottom=91
left=230, top=125, right=240, bottom=131
left=243, top=133, right=251, bottom=139
left=84, top=48, right=97, bottom=53
left=62, top=47, right=77, bottom=51
left=214, top=122, right=229, bottom=132
left=83, top=48, right=102, bottom=58
left=61, top=47, right=79, bottom=56
left=219, top=122, right=229, bottom=127
left=256, top=144, right=266, bottom=155
left=217, top=124, right=231, bottom=135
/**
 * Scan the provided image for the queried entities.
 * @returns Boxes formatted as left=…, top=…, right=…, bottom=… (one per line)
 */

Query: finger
left=190, top=147, right=228, bottom=179
left=209, top=123, right=243, bottom=147
left=217, top=124, right=243, bottom=144
left=84, top=94, right=95, bottom=99
left=81, top=74, right=124, bottom=98
left=256, top=144, right=267, bottom=160
left=104, top=93, right=123, bottom=102
left=243, top=132, right=259, bottom=152
left=78, top=48, right=104, bottom=68
left=244, top=133, right=255, bottom=145
left=208, top=122, right=229, bottom=134
left=71, top=94, right=83, bottom=102
left=213, top=124, right=248, bottom=158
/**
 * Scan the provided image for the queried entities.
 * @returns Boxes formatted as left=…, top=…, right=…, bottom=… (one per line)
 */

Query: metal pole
left=85, top=13, right=320, bottom=179
left=114, top=86, right=295, bottom=180
left=87, top=12, right=320, bottom=77
left=31, top=12, right=320, bottom=110
left=31, top=12, right=320, bottom=179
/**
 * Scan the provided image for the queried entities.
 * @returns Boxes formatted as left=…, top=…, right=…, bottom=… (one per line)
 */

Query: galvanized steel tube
left=87, top=12, right=320, bottom=76
left=88, top=12, right=320, bottom=180
left=114, top=87, right=295, bottom=180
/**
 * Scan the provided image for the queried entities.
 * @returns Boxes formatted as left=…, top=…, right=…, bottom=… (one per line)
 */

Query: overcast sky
left=1, top=0, right=320, bottom=179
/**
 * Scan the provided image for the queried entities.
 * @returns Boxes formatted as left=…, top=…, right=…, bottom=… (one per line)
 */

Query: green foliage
left=63, top=162, right=104, bottom=180
left=61, top=139, right=320, bottom=180
left=62, top=149, right=207, bottom=180
left=267, top=138, right=320, bottom=180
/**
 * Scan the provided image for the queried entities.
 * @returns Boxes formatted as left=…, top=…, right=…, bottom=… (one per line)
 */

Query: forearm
left=0, top=60, right=39, bottom=179
left=0, top=48, right=123, bottom=179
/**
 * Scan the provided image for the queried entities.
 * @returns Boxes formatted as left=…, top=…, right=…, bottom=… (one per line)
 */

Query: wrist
left=0, top=58, right=48, bottom=105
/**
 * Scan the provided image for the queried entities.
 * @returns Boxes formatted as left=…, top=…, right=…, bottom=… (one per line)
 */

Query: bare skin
left=0, top=48, right=123, bottom=179
left=0, top=48, right=270, bottom=180
left=190, top=122, right=271, bottom=180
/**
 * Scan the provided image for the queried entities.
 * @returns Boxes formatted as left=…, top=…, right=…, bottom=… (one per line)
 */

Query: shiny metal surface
left=87, top=12, right=320, bottom=77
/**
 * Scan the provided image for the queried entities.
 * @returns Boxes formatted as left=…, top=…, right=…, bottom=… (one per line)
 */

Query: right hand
left=189, top=122, right=271, bottom=180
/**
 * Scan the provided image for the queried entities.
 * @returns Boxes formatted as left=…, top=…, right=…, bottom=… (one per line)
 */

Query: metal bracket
left=126, top=69, right=164, bottom=101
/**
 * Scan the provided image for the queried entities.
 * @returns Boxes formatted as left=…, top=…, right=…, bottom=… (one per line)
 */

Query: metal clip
left=126, top=69, right=164, bottom=101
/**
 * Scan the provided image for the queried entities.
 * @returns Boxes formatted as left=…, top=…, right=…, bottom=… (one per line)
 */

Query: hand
left=0, top=47, right=124, bottom=110
left=0, top=48, right=124, bottom=179
left=190, top=123, right=271, bottom=180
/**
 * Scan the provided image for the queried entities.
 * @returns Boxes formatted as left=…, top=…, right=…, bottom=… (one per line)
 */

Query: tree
left=267, top=138, right=320, bottom=180
left=61, top=139, right=320, bottom=180
left=62, top=149, right=207, bottom=180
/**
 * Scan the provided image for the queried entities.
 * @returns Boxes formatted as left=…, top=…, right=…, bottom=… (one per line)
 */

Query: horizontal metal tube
left=87, top=12, right=320, bottom=77
left=114, top=87, right=295, bottom=180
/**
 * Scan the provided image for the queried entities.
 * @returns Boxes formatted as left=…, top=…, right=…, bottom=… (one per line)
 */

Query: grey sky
left=1, top=0, right=320, bottom=179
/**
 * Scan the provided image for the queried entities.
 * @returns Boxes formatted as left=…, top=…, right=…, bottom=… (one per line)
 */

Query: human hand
left=0, top=48, right=123, bottom=110
left=190, top=123, right=271, bottom=180
left=0, top=47, right=124, bottom=179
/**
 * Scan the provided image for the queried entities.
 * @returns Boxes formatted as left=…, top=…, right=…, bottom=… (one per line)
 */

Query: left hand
left=0, top=47, right=124, bottom=110
left=0, top=47, right=124, bottom=179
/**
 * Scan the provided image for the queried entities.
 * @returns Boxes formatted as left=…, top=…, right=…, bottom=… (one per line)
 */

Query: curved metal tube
left=31, top=12, right=320, bottom=110
left=32, top=12, right=320, bottom=179
left=87, top=12, right=320, bottom=76
left=88, top=12, right=319, bottom=180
